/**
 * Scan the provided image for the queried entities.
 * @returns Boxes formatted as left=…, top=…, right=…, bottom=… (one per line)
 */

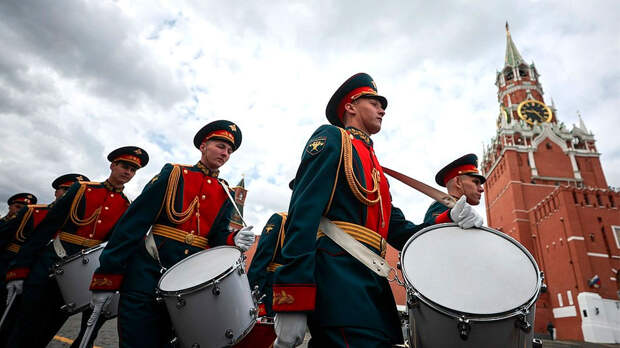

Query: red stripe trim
left=204, top=130, right=235, bottom=145
left=272, top=285, right=316, bottom=312
left=6, top=268, right=29, bottom=281
left=90, top=273, right=124, bottom=291
left=115, top=154, right=142, bottom=167
left=443, top=164, right=479, bottom=185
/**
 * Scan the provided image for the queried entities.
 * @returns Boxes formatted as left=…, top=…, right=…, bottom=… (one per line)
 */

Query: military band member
left=89, top=120, right=255, bottom=348
left=0, top=174, right=88, bottom=345
left=5, top=146, right=148, bottom=348
left=271, top=73, right=483, bottom=347
left=247, top=212, right=288, bottom=318
left=424, top=153, right=486, bottom=225
left=1, top=193, right=37, bottom=223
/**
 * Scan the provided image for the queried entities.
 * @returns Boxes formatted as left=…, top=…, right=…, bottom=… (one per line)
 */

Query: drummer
left=247, top=212, right=287, bottom=318
left=89, top=120, right=255, bottom=348
left=271, top=73, right=483, bottom=347
left=0, top=174, right=87, bottom=345
left=424, top=153, right=486, bottom=224
left=1, top=193, right=37, bottom=223
left=4, top=146, right=148, bottom=348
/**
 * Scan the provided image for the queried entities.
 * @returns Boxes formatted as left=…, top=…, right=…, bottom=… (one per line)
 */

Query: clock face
left=517, top=100, right=552, bottom=125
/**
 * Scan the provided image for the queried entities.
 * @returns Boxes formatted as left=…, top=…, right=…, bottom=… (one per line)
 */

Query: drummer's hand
left=6, top=280, right=24, bottom=303
left=274, top=312, right=307, bottom=348
left=234, top=226, right=255, bottom=251
left=90, top=291, right=114, bottom=311
left=450, top=196, right=483, bottom=229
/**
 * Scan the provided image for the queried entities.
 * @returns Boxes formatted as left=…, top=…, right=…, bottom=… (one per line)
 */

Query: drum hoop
left=157, top=245, right=243, bottom=296
left=53, top=242, right=107, bottom=268
left=400, top=223, right=542, bottom=321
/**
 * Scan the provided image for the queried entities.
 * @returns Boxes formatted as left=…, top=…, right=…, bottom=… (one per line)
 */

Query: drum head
left=159, top=246, right=241, bottom=292
left=401, top=224, right=539, bottom=315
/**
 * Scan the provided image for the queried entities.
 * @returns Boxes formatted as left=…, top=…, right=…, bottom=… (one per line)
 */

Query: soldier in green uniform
left=271, top=73, right=483, bottom=348
left=89, top=120, right=255, bottom=348
left=424, top=153, right=486, bottom=224
left=1, top=193, right=37, bottom=223
left=5, top=146, right=148, bottom=348
left=247, top=212, right=288, bottom=318
left=0, top=174, right=88, bottom=345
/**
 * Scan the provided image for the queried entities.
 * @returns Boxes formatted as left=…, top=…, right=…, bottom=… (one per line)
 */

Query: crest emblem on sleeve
left=305, top=136, right=327, bottom=156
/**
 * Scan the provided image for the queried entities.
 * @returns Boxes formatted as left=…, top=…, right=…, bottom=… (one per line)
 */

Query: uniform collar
left=196, top=161, right=220, bottom=178
left=103, top=180, right=124, bottom=193
left=346, top=127, right=373, bottom=147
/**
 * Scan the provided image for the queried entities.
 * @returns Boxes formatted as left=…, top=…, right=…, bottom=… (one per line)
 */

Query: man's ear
left=454, top=176, right=464, bottom=190
left=344, top=102, right=356, bottom=115
left=199, top=141, right=207, bottom=152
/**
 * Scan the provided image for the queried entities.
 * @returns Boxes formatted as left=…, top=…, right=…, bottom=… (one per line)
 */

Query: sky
left=1, top=0, right=619, bottom=229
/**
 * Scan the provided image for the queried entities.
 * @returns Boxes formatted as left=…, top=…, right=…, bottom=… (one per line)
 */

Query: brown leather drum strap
left=382, top=167, right=456, bottom=208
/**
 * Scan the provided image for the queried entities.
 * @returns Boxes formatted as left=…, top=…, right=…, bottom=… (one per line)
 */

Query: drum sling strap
left=318, top=217, right=391, bottom=278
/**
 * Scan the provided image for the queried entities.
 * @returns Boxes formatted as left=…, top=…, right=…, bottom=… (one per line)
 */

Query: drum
left=400, top=223, right=542, bottom=348
left=53, top=241, right=119, bottom=317
left=158, top=246, right=257, bottom=348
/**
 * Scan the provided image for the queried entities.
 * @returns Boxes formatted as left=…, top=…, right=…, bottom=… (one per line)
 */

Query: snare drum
left=157, top=246, right=257, bottom=348
left=53, top=242, right=119, bottom=317
left=400, top=223, right=542, bottom=348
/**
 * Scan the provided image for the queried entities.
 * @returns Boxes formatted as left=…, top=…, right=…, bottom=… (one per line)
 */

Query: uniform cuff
left=435, top=210, right=452, bottom=224
left=272, top=284, right=316, bottom=312
left=258, top=303, right=267, bottom=317
left=6, top=268, right=29, bottom=281
left=226, top=231, right=236, bottom=246
left=90, top=273, right=124, bottom=291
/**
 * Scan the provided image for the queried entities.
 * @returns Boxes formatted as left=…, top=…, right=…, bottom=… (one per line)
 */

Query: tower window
left=596, top=194, right=602, bottom=207
left=519, top=68, right=528, bottom=77
left=505, top=70, right=514, bottom=81
left=612, top=226, right=620, bottom=249
left=572, top=191, right=579, bottom=204
left=546, top=143, right=553, bottom=150
left=584, top=193, right=590, bottom=205
left=610, top=195, right=615, bottom=208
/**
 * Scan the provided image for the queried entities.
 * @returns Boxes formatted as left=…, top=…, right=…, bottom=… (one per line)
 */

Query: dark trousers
left=118, top=290, right=174, bottom=348
left=308, top=324, right=392, bottom=348
left=0, top=293, right=21, bottom=347
left=69, top=308, right=107, bottom=348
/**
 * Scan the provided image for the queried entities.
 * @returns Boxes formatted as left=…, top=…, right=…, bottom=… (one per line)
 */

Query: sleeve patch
left=305, top=136, right=327, bottom=156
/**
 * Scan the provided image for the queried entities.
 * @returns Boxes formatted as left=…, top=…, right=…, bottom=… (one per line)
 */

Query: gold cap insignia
left=134, top=149, right=142, bottom=154
left=229, top=124, right=237, bottom=132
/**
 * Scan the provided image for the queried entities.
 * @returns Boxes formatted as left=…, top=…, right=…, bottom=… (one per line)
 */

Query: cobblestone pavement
left=47, top=316, right=619, bottom=348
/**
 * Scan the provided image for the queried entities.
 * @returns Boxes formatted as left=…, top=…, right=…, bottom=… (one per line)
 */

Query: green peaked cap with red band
left=52, top=173, right=90, bottom=189
left=325, top=73, right=387, bottom=127
left=107, top=146, right=149, bottom=168
left=7, top=193, right=37, bottom=205
left=193, top=120, right=242, bottom=151
left=435, top=153, right=486, bottom=187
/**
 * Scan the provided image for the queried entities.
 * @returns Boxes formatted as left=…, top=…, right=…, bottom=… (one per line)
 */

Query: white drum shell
left=158, top=247, right=256, bottom=348
left=401, top=223, right=541, bottom=348
left=54, top=242, right=119, bottom=316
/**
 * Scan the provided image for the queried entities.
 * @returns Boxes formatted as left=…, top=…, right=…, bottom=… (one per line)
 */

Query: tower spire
left=504, top=22, right=526, bottom=68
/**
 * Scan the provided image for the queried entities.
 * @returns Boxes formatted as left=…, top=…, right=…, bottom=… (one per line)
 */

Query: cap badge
left=134, top=149, right=142, bottom=154
left=229, top=124, right=237, bottom=132
left=371, top=80, right=377, bottom=90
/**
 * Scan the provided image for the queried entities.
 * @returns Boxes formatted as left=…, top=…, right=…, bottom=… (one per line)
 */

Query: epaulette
left=79, top=181, right=102, bottom=186
left=27, top=204, right=49, bottom=209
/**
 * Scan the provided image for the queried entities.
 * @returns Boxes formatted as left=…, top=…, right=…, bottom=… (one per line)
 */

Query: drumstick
left=382, top=167, right=457, bottom=208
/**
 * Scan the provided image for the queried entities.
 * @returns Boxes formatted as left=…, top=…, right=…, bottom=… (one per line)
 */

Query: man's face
left=8, top=203, right=25, bottom=216
left=109, top=161, right=137, bottom=185
left=54, top=187, right=68, bottom=200
left=458, top=175, right=484, bottom=205
left=348, top=97, right=385, bottom=135
left=200, top=140, right=233, bottom=170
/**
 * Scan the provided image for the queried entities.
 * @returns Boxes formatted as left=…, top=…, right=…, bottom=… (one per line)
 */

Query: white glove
left=6, top=280, right=24, bottom=304
left=90, top=291, right=114, bottom=311
left=234, top=226, right=255, bottom=251
left=274, top=312, right=307, bottom=348
left=450, top=196, right=483, bottom=229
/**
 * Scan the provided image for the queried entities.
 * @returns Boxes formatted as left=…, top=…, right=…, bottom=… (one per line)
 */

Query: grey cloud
left=0, top=0, right=187, bottom=110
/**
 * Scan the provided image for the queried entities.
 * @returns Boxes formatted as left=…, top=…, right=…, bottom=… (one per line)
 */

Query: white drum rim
left=400, top=223, right=542, bottom=321
left=157, top=245, right=243, bottom=296
left=53, top=241, right=108, bottom=267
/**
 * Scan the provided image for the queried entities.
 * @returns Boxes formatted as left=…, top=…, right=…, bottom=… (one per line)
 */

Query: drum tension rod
left=457, top=317, right=471, bottom=341
left=515, top=312, right=532, bottom=333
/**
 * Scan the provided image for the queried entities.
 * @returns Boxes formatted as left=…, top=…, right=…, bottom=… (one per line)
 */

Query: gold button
left=97, top=220, right=102, bottom=224
left=110, top=194, right=115, bottom=197
left=35, top=210, right=39, bottom=213
left=191, top=230, right=195, bottom=234
left=201, top=195, right=206, bottom=200
left=104, top=206, right=109, bottom=210
left=195, top=212, right=200, bottom=217
left=184, top=249, right=189, bottom=255
left=184, top=169, right=188, bottom=174
left=87, top=188, right=92, bottom=192
left=207, top=179, right=212, bottom=184
left=90, top=234, right=94, bottom=238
